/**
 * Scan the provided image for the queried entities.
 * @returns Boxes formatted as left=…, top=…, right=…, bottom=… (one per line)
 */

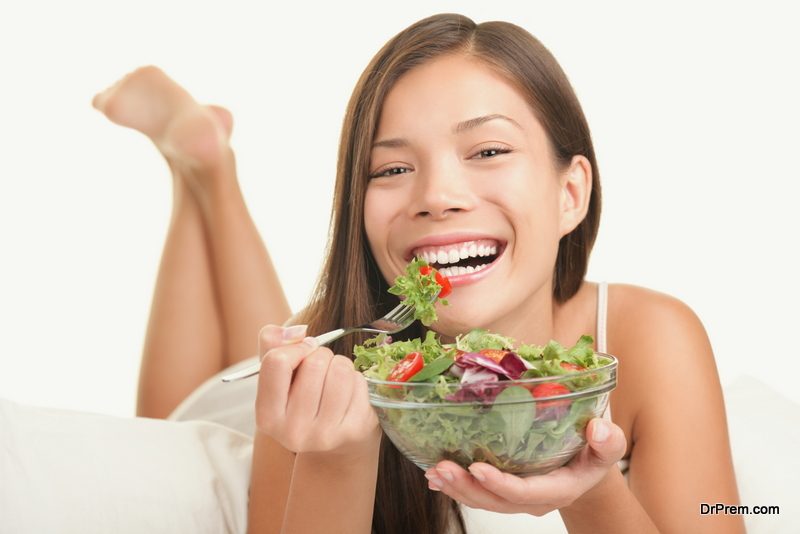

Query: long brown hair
left=298, top=13, right=602, bottom=534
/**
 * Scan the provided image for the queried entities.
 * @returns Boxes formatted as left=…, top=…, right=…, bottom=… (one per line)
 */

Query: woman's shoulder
left=602, top=283, right=719, bottom=452
left=606, top=283, right=708, bottom=345
left=605, top=282, right=717, bottom=394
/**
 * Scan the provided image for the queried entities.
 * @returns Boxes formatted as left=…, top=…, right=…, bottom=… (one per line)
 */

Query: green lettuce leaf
left=387, top=258, right=447, bottom=326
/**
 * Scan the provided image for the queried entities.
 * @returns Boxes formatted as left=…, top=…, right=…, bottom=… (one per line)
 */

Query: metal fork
left=220, top=301, right=420, bottom=382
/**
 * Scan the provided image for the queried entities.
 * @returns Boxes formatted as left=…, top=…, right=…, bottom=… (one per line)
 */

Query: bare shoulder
left=605, top=284, right=722, bottom=443
left=607, top=283, right=711, bottom=355
left=604, top=284, right=742, bottom=529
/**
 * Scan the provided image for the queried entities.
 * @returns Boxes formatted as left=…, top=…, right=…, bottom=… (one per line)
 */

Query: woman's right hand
left=254, top=325, right=381, bottom=457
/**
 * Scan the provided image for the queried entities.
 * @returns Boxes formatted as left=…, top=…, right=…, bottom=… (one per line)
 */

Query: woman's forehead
left=375, top=55, right=541, bottom=141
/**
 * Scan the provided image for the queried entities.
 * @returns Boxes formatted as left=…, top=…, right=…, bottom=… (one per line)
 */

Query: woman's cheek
left=363, top=188, right=395, bottom=274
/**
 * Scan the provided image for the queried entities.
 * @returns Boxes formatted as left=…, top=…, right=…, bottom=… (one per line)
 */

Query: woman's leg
left=94, top=67, right=291, bottom=418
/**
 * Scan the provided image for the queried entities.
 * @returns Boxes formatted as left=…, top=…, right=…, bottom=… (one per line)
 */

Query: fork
left=220, top=300, right=421, bottom=382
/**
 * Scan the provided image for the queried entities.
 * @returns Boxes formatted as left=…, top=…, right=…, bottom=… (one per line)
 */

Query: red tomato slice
left=560, top=362, right=586, bottom=372
left=434, top=271, right=452, bottom=298
left=419, top=265, right=433, bottom=276
left=387, top=352, right=424, bottom=382
left=530, top=382, right=571, bottom=410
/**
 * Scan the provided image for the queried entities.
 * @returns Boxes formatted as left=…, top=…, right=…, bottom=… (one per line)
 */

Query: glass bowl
left=366, top=354, right=617, bottom=476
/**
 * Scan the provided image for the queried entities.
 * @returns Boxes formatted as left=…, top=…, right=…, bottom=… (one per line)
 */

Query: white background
left=1, top=1, right=798, bottom=417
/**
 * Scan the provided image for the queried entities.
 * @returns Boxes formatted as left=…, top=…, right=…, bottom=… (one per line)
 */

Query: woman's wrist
left=300, top=429, right=382, bottom=470
left=281, top=432, right=382, bottom=534
left=558, top=467, right=659, bottom=533
left=559, top=465, right=620, bottom=514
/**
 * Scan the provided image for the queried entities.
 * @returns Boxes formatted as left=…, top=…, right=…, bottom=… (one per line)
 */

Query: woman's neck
left=431, top=280, right=594, bottom=347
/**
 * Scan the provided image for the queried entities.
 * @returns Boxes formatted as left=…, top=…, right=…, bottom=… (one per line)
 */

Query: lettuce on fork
left=387, top=258, right=448, bottom=326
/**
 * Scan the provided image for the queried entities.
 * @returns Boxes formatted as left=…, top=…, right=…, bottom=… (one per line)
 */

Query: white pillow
left=0, top=398, right=252, bottom=534
left=723, top=375, right=800, bottom=533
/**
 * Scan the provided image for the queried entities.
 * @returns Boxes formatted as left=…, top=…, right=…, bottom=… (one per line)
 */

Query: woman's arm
left=248, top=329, right=381, bottom=534
left=601, top=288, right=744, bottom=533
left=248, top=434, right=296, bottom=534
left=281, top=439, right=381, bottom=534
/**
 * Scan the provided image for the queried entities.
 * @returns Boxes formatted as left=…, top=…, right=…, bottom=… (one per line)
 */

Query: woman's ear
left=558, top=155, right=592, bottom=237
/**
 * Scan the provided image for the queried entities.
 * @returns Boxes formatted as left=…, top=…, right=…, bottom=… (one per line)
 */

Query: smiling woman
left=0, top=11, right=748, bottom=534
left=246, top=14, right=740, bottom=534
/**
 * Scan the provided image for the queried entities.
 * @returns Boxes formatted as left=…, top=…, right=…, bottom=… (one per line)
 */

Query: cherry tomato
left=387, top=352, right=424, bottom=382
left=434, top=271, right=452, bottom=298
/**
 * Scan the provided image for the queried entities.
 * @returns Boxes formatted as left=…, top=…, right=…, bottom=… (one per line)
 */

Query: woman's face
left=364, top=54, right=580, bottom=337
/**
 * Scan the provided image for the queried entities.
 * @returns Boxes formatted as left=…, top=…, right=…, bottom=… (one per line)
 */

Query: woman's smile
left=403, top=234, right=507, bottom=286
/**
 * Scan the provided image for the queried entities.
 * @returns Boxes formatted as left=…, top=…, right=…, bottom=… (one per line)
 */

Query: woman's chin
left=430, top=311, right=491, bottom=339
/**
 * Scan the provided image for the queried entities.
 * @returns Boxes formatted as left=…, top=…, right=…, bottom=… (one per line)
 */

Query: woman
left=93, top=13, right=742, bottom=534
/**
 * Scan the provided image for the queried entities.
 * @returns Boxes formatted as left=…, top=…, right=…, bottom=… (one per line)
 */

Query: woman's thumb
left=587, top=418, right=627, bottom=466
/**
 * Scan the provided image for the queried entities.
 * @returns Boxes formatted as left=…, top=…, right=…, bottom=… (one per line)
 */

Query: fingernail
left=427, top=477, right=443, bottom=490
left=282, top=325, right=307, bottom=342
left=436, top=468, right=454, bottom=483
left=593, top=419, right=610, bottom=442
left=301, top=336, right=319, bottom=349
left=468, top=466, right=486, bottom=482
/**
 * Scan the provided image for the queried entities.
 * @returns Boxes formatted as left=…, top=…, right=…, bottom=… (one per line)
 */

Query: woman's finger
left=284, top=345, right=334, bottom=423
left=315, top=355, right=355, bottom=427
left=256, top=337, right=321, bottom=426
left=466, top=462, right=568, bottom=508
left=426, top=461, right=512, bottom=512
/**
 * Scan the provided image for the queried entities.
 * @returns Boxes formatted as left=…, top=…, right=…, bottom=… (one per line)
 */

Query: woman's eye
left=473, top=147, right=511, bottom=159
left=370, top=166, right=411, bottom=179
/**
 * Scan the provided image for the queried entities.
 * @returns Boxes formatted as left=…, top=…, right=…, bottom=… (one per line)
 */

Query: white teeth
left=413, top=239, right=502, bottom=266
left=432, top=262, right=494, bottom=278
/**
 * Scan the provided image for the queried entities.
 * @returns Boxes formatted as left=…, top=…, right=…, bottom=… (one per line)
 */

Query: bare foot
left=93, top=66, right=235, bottom=191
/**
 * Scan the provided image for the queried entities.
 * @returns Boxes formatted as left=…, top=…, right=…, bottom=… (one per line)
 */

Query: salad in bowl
left=353, top=259, right=617, bottom=475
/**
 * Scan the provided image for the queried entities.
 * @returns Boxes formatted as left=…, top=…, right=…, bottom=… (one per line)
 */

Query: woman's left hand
left=424, top=418, right=627, bottom=515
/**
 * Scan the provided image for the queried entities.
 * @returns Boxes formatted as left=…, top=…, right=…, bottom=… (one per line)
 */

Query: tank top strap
left=596, top=281, right=608, bottom=354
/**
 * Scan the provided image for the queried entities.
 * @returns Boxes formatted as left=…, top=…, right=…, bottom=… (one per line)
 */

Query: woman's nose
left=407, top=165, right=476, bottom=220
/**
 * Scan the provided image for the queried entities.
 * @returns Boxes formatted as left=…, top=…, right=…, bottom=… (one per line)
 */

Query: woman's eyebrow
left=372, top=114, right=522, bottom=149
left=453, top=113, right=522, bottom=133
